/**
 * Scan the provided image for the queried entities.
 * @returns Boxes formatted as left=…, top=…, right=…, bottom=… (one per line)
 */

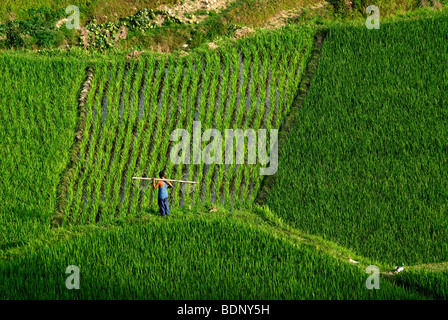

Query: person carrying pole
left=153, top=171, right=173, bottom=217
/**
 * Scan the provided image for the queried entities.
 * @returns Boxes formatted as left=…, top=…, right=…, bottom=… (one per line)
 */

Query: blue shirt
left=158, top=182, right=168, bottom=199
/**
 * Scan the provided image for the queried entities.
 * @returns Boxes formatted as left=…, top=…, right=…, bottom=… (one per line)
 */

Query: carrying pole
left=132, top=177, right=198, bottom=184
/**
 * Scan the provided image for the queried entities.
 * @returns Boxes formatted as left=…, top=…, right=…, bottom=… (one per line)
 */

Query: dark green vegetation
left=266, top=15, right=448, bottom=265
left=0, top=213, right=425, bottom=299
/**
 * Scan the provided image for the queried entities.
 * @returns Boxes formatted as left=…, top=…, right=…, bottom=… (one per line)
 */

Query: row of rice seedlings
left=200, top=52, right=221, bottom=201
left=212, top=50, right=232, bottom=204
left=156, top=57, right=186, bottom=205
left=174, top=57, right=200, bottom=205
left=115, top=59, right=146, bottom=219
left=151, top=57, right=179, bottom=182
left=134, top=58, right=164, bottom=212
left=75, top=67, right=108, bottom=224
left=128, top=57, right=158, bottom=216
left=231, top=46, right=253, bottom=204
left=226, top=46, right=253, bottom=205
left=138, top=58, right=169, bottom=209
left=203, top=51, right=229, bottom=202
left=45, top=61, right=87, bottom=221
left=191, top=52, right=214, bottom=204
left=114, top=72, right=145, bottom=217
left=137, top=57, right=166, bottom=179
left=103, top=60, right=138, bottom=220
left=63, top=67, right=101, bottom=224
left=240, top=87, right=260, bottom=201
left=210, top=50, right=232, bottom=204
left=265, top=50, right=284, bottom=129
left=262, top=48, right=282, bottom=129
left=82, top=63, right=120, bottom=219
left=88, top=62, right=124, bottom=223
left=143, top=57, right=176, bottom=206
left=221, top=48, right=241, bottom=204
left=170, top=56, right=198, bottom=205
left=237, top=44, right=261, bottom=200
left=67, top=64, right=107, bottom=224
left=96, top=62, right=128, bottom=221
left=80, top=64, right=118, bottom=224
left=182, top=56, right=204, bottom=207
left=182, top=55, right=203, bottom=206
left=117, top=59, right=147, bottom=217
left=274, top=48, right=299, bottom=128
left=171, top=56, right=196, bottom=206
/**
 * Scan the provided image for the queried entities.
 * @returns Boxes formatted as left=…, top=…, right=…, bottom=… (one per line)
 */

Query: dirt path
left=262, top=1, right=329, bottom=29
left=159, top=0, right=236, bottom=24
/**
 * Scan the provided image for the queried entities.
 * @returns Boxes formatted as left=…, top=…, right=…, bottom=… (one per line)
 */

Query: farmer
left=153, top=171, right=173, bottom=217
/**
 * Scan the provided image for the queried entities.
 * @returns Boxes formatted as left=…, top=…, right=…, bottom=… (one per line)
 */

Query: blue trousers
left=158, top=197, right=169, bottom=216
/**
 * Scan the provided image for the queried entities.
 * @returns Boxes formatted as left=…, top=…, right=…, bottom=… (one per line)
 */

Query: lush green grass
left=0, top=214, right=426, bottom=299
left=266, top=15, right=448, bottom=265
left=0, top=55, right=85, bottom=252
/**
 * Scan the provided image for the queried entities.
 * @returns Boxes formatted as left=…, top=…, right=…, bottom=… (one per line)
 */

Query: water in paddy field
left=248, top=182, right=254, bottom=201
left=138, top=69, right=149, bottom=119
left=263, top=60, right=273, bottom=129
left=200, top=164, right=210, bottom=199
left=101, top=70, right=113, bottom=126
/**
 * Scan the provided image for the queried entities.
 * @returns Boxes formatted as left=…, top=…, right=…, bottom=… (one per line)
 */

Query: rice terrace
left=1, top=0, right=448, bottom=304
